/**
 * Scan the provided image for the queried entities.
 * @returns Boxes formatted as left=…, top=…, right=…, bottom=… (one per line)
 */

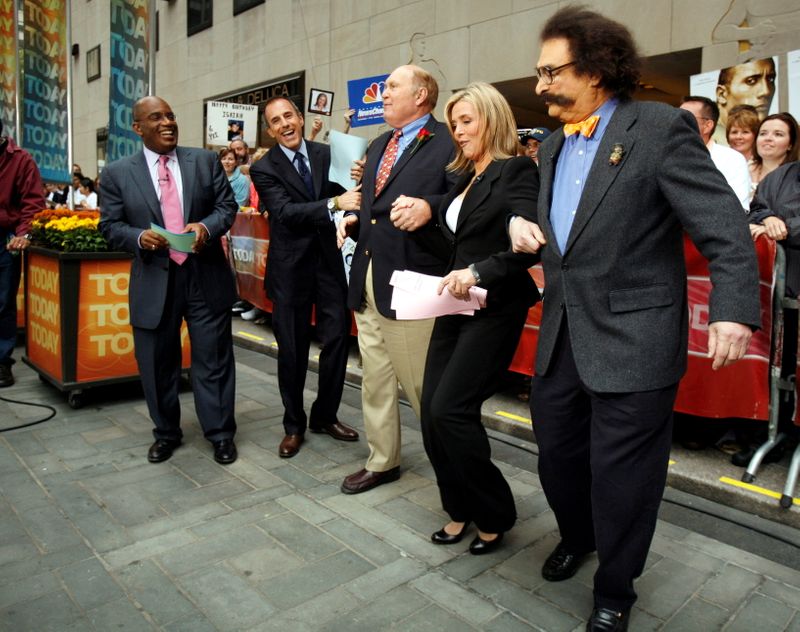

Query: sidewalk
left=1, top=344, right=799, bottom=631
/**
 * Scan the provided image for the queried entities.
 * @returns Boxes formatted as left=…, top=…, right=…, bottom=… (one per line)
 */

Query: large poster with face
left=690, top=57, right=779, bottom=146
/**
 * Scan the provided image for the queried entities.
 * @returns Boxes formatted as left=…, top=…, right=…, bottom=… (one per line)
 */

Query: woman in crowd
left=750, top=112, right=799, bottom=187
left=219, top=147, right=251, bottom=208
left=409, top=82, right=541, bottom=554
left=726, top=105, right=759, bottom=162
left=75, top=178, right=98, bottom=209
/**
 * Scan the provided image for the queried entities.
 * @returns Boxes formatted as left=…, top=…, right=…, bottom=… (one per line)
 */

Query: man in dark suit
left=100, top=96, right=239, bottom=465
left=337, top=65, right=457, bottom=494
left=509, top=8, right=761, bottom=631
left=249, top=96, right=361, bottom=458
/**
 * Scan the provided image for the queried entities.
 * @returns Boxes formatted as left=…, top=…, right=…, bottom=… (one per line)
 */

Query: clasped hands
left=140, top=222, right=209, bottom=254
left=750, top=216, right=787, bottom=242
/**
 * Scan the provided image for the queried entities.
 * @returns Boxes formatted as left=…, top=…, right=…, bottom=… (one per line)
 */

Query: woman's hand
left=750, top=223, right=766, bottom=241
left=337, top=214, right=358, bottom=249
left=763, top=216, right=788, bottom=241
left=437, top=268, right=477, bottom=301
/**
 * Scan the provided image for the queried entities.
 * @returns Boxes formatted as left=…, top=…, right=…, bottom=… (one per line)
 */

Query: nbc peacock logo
left=362, top=81, right=385, bottom=104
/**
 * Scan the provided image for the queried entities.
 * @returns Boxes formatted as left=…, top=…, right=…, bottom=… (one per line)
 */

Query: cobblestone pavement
left=1, top=346, right=799, bottom=631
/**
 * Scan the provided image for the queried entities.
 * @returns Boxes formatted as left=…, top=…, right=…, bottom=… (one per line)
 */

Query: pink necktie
left=375, top=129, right=402, bottom=196
left=158, top=155, right=188, bottom=264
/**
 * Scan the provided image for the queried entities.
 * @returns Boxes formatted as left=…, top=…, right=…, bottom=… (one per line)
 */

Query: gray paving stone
left=162, top=614, right=218, bottom=632
left=257, top=511, right=344, bottom=561
left=788, top=612, right=800, bottom=632
left=59, top=557, right=125, bottom=611
left=0, top=589, right=83, bottom=631
left=225, top=542, right=304, bottom=583
left=515, top=492, right=552, bottom=521
left=493, top=539, right=554, bottom=591
left=126, top=502, right=230, bottom=541
left=178, top=565, right=275, bottom=631
left=410, top=571, right=500, bottom=625
left=21, top=451, right=68, bottom=475
left=221, top=483, right=295, bottom=510
left=79, top=462, right=165, bottom=492
left=0, top=538, right=39, bottom=566
left=4, top=431, right=48, bottom=456
left=86, top=597, right=155, bottom=631
left=0, top=543, right=93, bottom=587
left=649, top=532, right=727, bottom=574
left=316, top=585, right=432, bottom=632
left=636, top=557, right=714, bottom=620
left=225, top=459, right=287, bottom=489
left=93, top=485, right=172, bottom=527
left=0, top=471, right=52, bottom=511
left=39, top=434, right=99, bottom=460
left=248, top=586, right=361, bottom=631
left=158, top=524, right=273, bottom=576
left=115, top=559, right=198, bottom=626
left=397, top=603, right=479, bottom=631
left=725, top=593, right=795, bottom=631
left=161, top=478, right=255, bottom=512
left=35, top=415, right=114, bottom=439
left=269, top=463, right=325, bottom=490
left=534, top=573, right=595, bottom=618
left=276, top=491, right=339, bottom=524
left=0, top=569, right=61, bottom=609
left=378, top=496, right=446, bottom=535
left=758, top=578, right=800, bottom=605
left=322, top=517, right=403, bottom=566
left=257, top=550, right=375, bottom=609
left=188, top=501, right=283, bottom=538
left=104, top=528, right=198, bottom=569
left=169, top=446, right=235, bottom=485
left=662, top=597, right=730, bottom=631
left=345, top=556, right=429, bottom=601
left=699, top=563, right=763, bottom=610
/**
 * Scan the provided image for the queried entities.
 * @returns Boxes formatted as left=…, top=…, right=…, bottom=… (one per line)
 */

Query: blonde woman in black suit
left=412, top=82, right=543, bottom=554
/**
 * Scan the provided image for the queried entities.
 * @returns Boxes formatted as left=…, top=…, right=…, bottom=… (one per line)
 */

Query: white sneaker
left=241, top=307, right=265, bottom=321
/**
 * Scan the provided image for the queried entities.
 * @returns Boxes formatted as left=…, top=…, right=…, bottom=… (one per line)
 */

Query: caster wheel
left=780, top=495, right=793, bottom=509
left=67, top=391, right=84, bottom=409
left=741, top=473, right=755, bottom=484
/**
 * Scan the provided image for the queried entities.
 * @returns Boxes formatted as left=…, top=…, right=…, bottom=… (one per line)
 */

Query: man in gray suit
left=510, top=8, right=760, bottom=631
left=100, top=96, right=239, bottom=465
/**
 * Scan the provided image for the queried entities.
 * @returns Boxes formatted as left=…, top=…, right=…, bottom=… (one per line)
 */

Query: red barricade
left=227, top=213, right=272, bottom=313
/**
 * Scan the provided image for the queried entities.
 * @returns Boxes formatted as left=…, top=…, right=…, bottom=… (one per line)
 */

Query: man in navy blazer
left=510, top=8, right=760, bottom=631
left=100, top=96, right=239, bottom=465
left=250, top=96, right=361, bottom=458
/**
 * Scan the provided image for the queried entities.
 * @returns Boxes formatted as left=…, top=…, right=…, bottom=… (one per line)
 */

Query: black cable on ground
left=0, top=395, right=57, bottom=432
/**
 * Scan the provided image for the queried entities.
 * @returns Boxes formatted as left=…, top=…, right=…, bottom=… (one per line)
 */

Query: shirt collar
left=143, top=146, right=178, bottom=167
left=397, top=113, right=431, bottom=142
left=589, top=98, right=618, bottom=140
left=278, top=140, right=309, bottom=165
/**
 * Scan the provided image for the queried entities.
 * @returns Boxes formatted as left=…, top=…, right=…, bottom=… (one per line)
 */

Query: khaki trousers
left=354, top=262, right=434, bottom=472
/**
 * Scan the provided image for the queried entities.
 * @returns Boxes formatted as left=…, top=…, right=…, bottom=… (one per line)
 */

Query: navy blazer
left=534, top=100, right=761, bottom=392
left=347, top=115, right=458, bottom=317
left=249, top=141, right=347, bottom=305
left=99, top=146, right=238, bottom=329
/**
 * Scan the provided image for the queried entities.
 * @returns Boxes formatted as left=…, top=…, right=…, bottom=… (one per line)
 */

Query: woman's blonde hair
left=444, top=82, right=518, bottom=173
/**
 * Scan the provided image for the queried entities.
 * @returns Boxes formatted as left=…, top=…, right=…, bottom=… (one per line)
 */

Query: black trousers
left=420, top=304, right=528, bottom=533
left=133, top=260, right=236, bottom=443
left=530, top=326, right=677, bottom=611
left=271, top=256, right=350, bottom=435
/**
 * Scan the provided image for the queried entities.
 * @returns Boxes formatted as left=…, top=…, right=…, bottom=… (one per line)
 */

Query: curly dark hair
left=540, top=6, right=641, bottom=101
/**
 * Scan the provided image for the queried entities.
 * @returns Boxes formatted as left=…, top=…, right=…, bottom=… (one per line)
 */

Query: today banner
left=20, top=0, right=69, bottom=182
left=107, top=0, right=149, bottom=163
left=0, top=0, right=16, bottom=138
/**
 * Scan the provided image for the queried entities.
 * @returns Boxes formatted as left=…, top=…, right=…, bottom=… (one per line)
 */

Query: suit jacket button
left=371, top=219, right=377, bottom=224
left=365, top=249, right=370, bottom=256
left=561, top=263, right=568, bottom=270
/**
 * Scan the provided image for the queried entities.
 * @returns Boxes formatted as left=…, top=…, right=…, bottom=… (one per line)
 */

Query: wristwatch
left=468, top=264, right=482, bottom=284
left=327, top=197, right=339, bottom=212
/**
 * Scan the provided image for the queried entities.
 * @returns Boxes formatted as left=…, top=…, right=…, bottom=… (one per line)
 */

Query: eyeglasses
left=535, top=61, right=576, bottom=85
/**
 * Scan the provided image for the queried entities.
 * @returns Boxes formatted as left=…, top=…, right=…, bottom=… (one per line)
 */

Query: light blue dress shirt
left=376, top=113, right=431, bottom=177
left=278, top=140, right=312, bottom=176
left=550, top=99, right=618, bottom=253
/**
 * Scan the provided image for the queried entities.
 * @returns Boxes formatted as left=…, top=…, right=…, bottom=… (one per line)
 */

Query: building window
left=234, top=0, right=264, bottom=16
left=188, top=0, right=212, bottom=36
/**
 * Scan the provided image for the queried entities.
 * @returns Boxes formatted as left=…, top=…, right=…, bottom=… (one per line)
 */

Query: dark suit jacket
left=99, top=147, right=238, bottom=329
left=249, top=141, right=346, bottom=304
left=535, top=100, right=761, bottom=392
left=428, top=156, right=541, bottom=310
left=347, top=115, right=458, bottom=317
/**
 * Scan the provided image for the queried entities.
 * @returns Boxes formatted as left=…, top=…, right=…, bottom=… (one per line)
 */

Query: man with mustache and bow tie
left=510, top=8, right=760, bottom=631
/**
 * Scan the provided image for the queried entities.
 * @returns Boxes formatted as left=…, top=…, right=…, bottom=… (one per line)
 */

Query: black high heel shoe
left=431, top=521, right=470, bottom=545
left=469, top=532, right=504, bottom=555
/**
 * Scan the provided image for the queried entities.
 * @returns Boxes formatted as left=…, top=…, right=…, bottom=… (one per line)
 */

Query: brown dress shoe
left=310, top=421, right=359, bottom=442
left=279, top=434, right=304, bottom=458
left=340, top=466, right=400, bottom=494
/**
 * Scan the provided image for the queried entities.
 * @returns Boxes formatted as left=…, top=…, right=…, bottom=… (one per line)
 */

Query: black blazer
left=249, top=141, right=347, bottom=305
left=432, top=156, right=541, bottom=310
left=347, top=115, right=458, bottom=317
left=534, top=100, right=761, bottom=392
left=99, top=147, right=238, bottom=329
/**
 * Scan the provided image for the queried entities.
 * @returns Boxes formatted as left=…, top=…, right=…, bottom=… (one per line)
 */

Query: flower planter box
left=23, top=247, right=190, bottom=408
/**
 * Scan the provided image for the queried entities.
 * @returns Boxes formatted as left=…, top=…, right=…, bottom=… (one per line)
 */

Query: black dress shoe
left=147, top=438, right=181, bottom=463
left=431, top=521, right=470, bottom=545
left=212, top=439, right=237, bottom=464
left=310, top=421, right=359, bottom=441
left=0, top=364, right=14, bottom=388
left=468, top=532, right=504, bottom=555
left=542, top=542, right=589, bottom=581
left=341, top=467, right=400, bottom=494
left=586, top=607, right=629, bottom=631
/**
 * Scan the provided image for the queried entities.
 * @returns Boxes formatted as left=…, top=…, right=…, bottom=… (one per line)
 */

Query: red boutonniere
left=409, top=128, right=434, bottom=156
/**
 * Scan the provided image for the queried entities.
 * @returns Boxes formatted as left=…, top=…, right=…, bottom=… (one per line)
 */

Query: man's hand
left=350, top=158, right=365, bottom=184
left=509, top=217, right=547, bottom=253
left=708, top=321, right=752, bottom=370
left=6, top=235, right=31, bottom=252
left=337, top=214, right=358, bottom=249
left=308, top=115, right=323, bottom=141
left=750, top=224, right=766, bottom=241
left=184, top=222, right=209, bottom=253
left=390, top=195, right=431, bottom=231
left=437, top=268, right=476, bottom=301
left=337, top=184, right=361, bottom=211
left=140, top=229, right=170, bottom=251
left=762, top=216, right=788, bottom=241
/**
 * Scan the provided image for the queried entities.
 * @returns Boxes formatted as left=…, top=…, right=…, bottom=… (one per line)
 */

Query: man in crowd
left=0, top=119, right=45, bottom=387
left=337, top=65, right=457, bottom=494
left=250, top=96, right=361, bottom=458
left=714, top=57, right=776, bottom=145
left=680, top=96, right=751, bottom=208
left=521, top=126, right=551, bottom=164
left=230, top=138, right=251, bottom=169
left=100, top=96, right=239, bottom=465
left=510, top=8, right=760, bottom=630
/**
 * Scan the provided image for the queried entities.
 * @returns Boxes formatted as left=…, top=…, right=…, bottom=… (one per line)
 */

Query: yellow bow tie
left=563, top=115, right=600, bottom=138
